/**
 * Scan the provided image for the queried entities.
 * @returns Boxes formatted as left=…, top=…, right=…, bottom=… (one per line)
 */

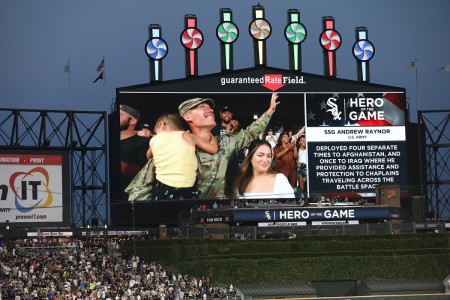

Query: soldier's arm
left=234, top=93, right=280, bottom=150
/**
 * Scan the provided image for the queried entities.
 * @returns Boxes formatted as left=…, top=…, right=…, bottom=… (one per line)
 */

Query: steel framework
left=419, top=110, right=450, bottom=219
left=1, top=108, right=448, bottom=224
left=0, top=108, right=108, bottom=227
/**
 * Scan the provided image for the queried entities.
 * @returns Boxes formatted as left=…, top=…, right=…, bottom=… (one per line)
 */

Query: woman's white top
left=298, top=148, right=307, bottom=164
left=238, top=173, right=295, bottom=199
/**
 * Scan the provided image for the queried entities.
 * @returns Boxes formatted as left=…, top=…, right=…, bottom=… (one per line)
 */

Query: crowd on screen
left=0, top=239, right=235, bottom=300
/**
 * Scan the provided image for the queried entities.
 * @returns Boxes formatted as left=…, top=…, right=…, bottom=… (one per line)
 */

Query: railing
left=181, top=222, right=447, bottom=239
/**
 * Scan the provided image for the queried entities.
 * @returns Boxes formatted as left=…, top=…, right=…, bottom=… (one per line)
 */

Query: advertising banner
left=0, top=153, right=64, bottom=223
left=234, top=206, right=396, bottom=222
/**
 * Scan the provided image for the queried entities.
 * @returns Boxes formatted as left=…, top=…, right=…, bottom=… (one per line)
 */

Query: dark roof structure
left=234, top=279, right=447, bottom=298
left=358, top=279, right=445, bottom=295
left=117, top=66, right=404, bottom=95
left=235, top=282, right=317, bottom=299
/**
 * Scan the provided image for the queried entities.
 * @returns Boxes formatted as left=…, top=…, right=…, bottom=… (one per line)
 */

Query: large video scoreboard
left=114, top=68, right=407, bottom=206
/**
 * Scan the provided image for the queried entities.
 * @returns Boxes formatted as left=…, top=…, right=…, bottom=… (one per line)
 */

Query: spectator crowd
left=0, top=239, right=235, bottom=300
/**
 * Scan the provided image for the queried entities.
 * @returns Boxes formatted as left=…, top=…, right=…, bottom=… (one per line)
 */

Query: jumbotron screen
left=115, top=91, right=406, bottom=202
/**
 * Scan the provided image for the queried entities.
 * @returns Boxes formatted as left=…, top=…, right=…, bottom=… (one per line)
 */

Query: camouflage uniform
left=196, top=113, right=271, bottom=199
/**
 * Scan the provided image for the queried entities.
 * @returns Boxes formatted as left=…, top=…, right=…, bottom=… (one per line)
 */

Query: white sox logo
left=326, top=97, right=342, bottom=120
left=265, top=210, right=271, bottom=220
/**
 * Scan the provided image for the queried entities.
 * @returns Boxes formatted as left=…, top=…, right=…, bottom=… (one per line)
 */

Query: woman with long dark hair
left=273, top=131, right=298, bottom=187
left=232, top=139, right=295, bottom=199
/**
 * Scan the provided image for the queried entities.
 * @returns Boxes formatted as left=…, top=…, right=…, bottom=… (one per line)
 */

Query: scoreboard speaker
left=376, top=184, right=400, bottom=207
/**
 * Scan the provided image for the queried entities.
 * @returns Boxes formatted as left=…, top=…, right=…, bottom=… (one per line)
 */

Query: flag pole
left=102, top=56, right=107, bottom=112
left=414, top=58, right=419, bottom=114
left=65, top=59, right=72, bottom=110
left=407, top=58, right=419, bottom=121
left=100, top=56, right=109, bottom=227
left=69, top=59, right=72, bottom=110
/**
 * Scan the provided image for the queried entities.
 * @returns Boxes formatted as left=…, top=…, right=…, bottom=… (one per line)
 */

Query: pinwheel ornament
left=285, top=22, right=307, bottom=44
left=320, top=29, right=341, bottom=51
left=145, top=38, right=168, bottom=60
left=249, top=18, right=271, bottom=40
left=181, top=28, right=204, bottom=50
left=353, top=40, right=375, bottom=61
left=217, top=21, right=239, bottom=44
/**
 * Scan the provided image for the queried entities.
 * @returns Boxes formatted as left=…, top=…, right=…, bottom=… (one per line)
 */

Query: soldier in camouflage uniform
left=179, top=93, right=280, bottom=199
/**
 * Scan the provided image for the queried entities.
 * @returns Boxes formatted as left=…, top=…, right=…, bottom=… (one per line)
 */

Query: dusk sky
left=1, top=0, right=449, bottom=123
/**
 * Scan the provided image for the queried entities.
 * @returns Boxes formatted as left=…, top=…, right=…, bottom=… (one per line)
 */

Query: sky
left=1, top=0, right=449, bottom=122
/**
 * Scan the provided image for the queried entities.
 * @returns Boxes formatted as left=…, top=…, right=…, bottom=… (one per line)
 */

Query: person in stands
left=178, top=93, right=280, bottom=199
left=119, top=104, right=150, bottom=200
left=136, top=123, right=154, bottom=138
left=147, top=113, right=218, bottom=200
left=296, top=134, right=308, bottom=197
left=273, top=131, right=298, bottom=187
left=211, top=106, right=240, bottom=136
left=232, top=139, right=295, bottom=199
